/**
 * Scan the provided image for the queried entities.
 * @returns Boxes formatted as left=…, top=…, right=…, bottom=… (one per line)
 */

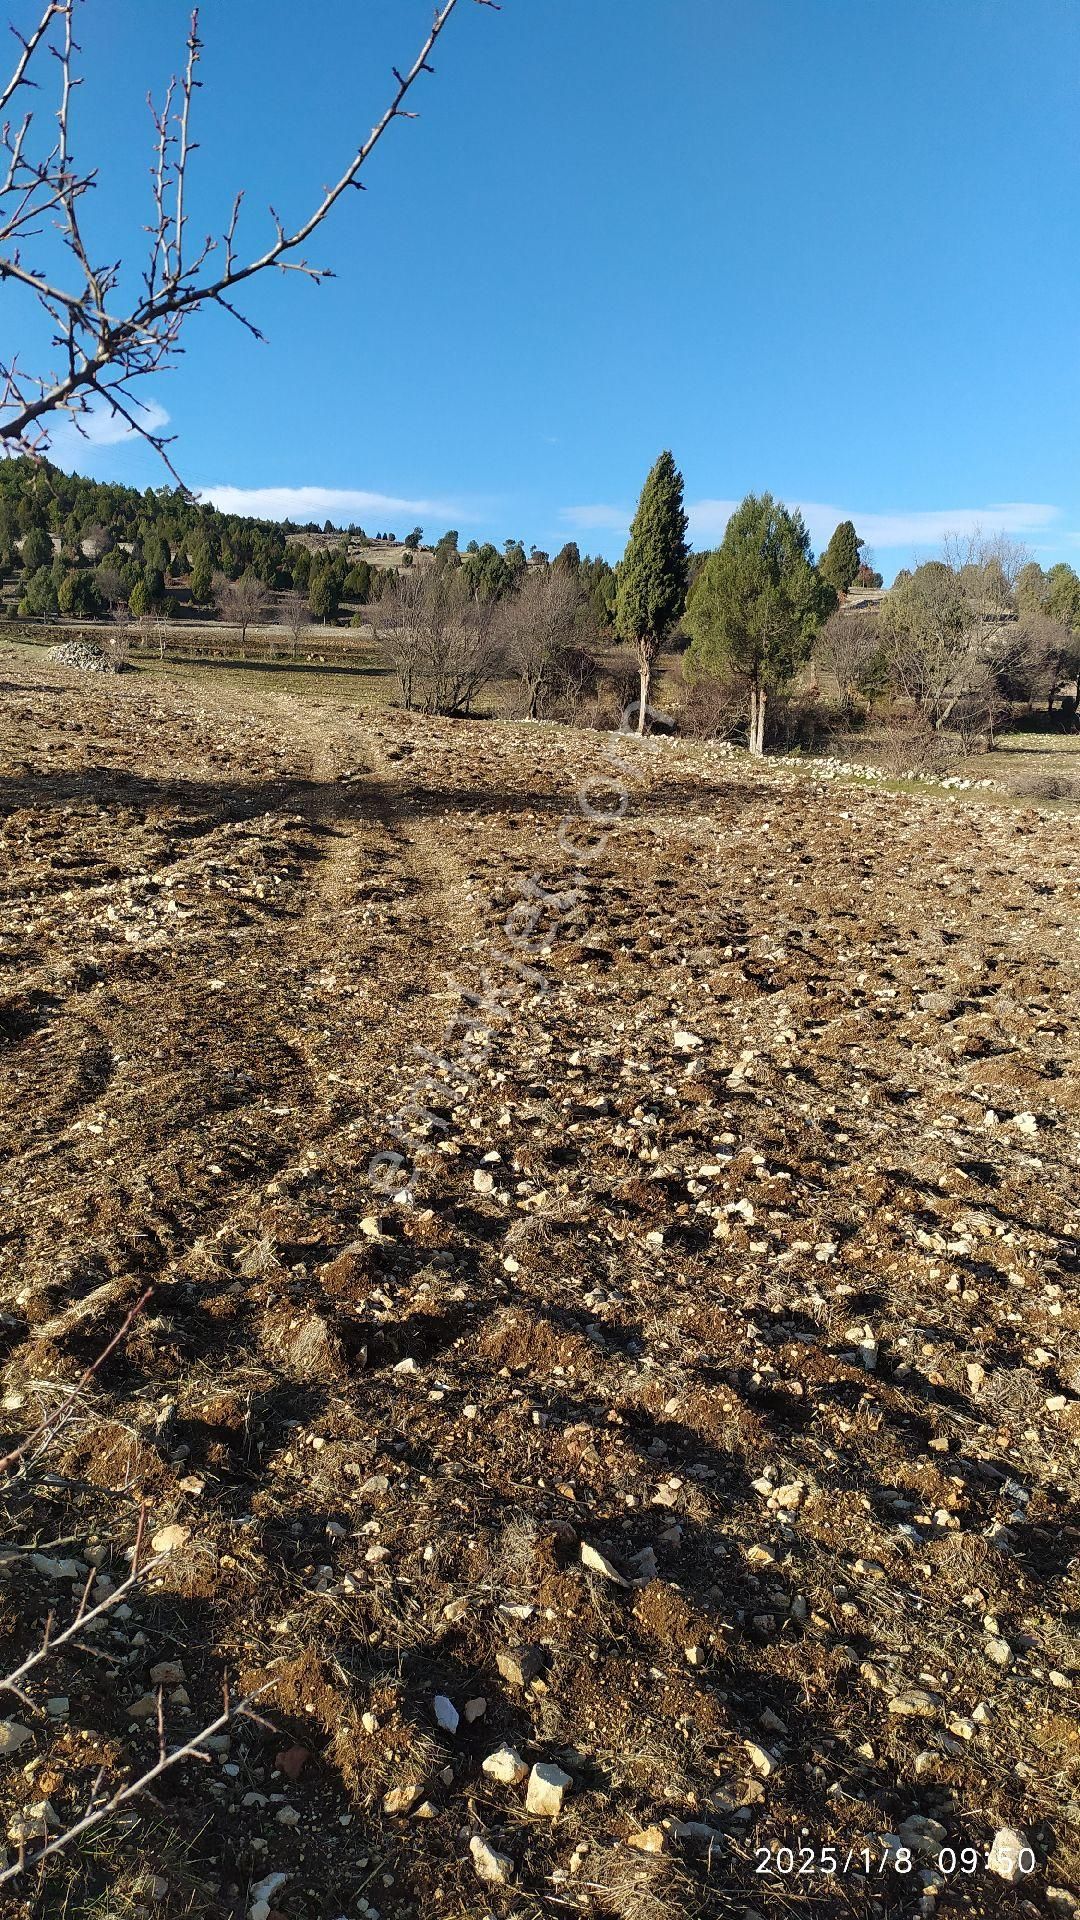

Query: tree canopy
left=614, top=451, right=688, bottom=652
left=684, top=493, right=829, bottom=753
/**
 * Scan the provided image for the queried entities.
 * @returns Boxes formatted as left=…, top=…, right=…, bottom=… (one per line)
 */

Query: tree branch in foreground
left=0, top=0, right=499, bottom=478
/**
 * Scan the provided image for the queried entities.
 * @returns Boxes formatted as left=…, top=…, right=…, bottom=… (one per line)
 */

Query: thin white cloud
left=565, top=497, right=1064, bottom=555
left=691, top=498, right=1062, bottom=553
left=194, top=484, right=482, bottom=526
left=558, top=503, right=634, bottom=532
left=48, top=397, right=171, bottom=458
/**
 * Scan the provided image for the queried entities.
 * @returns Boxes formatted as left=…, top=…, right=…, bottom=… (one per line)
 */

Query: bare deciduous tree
left=214, top=567, right=266, bottom=655
left=0, top=0, right=496, bottom=473
left=1013, top=610, right=1080, bottom=715
left=430, top=586, right=505, bottom=715
left=92, top=558, right=125, bottom=617
left=498, top=563, right=589, bottom=719
left=382, top=566, right=504, bottom=715
left=880, top=559, right=976, bottom=729
left=816, top=609, right=886, bottom=712
left=278, top=585, right=310, bottom=662
left=382, top=562, right=430, bottom=710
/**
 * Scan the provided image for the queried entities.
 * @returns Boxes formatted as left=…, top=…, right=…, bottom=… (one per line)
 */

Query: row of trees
left=605, top=453, right=1080, bottom=751
left=377, top=543, right=608, bottom=718
left=834, top=544, right=1080, bottom=738
left=7, top=451, right=1080, bottom=749
left=608, top=453, right=851, bottom=745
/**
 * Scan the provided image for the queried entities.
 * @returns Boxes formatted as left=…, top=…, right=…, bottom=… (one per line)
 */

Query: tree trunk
left=636, top=640, right=652, bottom=736
left=748, top=683, right=766, bottom=757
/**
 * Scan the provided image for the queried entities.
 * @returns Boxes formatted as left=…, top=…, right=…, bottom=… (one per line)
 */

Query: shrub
left=764, top=691, right=848, bottom=752
left=677, top=673, right=745, bottom=740
left=871, top=719, right=963, bottom=779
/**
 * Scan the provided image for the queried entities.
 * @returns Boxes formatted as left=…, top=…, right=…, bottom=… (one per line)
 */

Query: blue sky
left=21, top=0, right=1080, bottom=578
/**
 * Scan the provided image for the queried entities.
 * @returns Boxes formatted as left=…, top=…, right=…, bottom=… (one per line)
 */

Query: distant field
left=7, top=626, right=1079, bottom=806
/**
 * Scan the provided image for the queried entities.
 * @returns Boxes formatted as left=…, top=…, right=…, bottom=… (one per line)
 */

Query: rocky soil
left=1, top=648, right=1079, bottom=1919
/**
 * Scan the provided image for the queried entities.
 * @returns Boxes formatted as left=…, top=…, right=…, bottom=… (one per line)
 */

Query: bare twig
left=0, top=0, right=497, bottom=471
left=0, top=1507, right=158, bottom=1707
left=0, top=1285, right=153, bottom=1479
left=0, top=1680, right=276, bottom=1888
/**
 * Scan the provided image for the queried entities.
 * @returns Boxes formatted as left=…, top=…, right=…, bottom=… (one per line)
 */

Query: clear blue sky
left=26, top=0, right=1080, bottom=578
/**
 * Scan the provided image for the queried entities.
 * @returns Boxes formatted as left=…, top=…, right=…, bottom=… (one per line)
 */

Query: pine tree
left=129, top=577, right=151, bottom=619
left=819, top=520, right=862, bottom=598
left=1047, top=562, right=1080, bottom=630
left=20, top=525, right=51, bottom=573
left=189, top=554, right=213, bottom=605
left=308, top=562, right=340, bottom=625
left=614, top=451, right=688, bottom=733
left=685, top=493, right=826, bottom=756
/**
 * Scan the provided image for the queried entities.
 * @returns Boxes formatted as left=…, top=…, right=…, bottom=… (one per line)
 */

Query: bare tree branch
left=0, top=0, right=496, bottom=473
left=0, top=1680, right=275, bottom=1888
left=0, top=1508, right=159, bottom=1709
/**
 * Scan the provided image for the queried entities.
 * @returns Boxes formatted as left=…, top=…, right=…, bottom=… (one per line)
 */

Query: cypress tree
left=614, top=451, right=688, bottom=733
left=820, top=519, right=862, bottom=598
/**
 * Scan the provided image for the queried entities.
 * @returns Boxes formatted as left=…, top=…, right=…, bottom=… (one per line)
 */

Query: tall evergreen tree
left=308, top=562, right=341, bottom=625
left=614, top=450, right=688, bottom=733
left=819, top=519, right=862, bottom=598
left=19, top=525, right=51, bottom=573
left=1047, top=562, right=1080, bottom=631
left=685, top=493, right=827, bottom=755
left=189, top=553, right=214, bottom=606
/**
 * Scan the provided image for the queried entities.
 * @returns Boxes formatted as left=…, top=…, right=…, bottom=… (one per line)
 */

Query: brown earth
left=1, top=648, right=1080, bottom=1919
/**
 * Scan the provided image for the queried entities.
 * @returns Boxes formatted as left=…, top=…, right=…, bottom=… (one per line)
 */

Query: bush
left=677, top=673, right=745, bottom=740
left=536, top=643, right=602, bottom=720
left=764, top=692, right=848, bottom=753
left=869, top=719, right=963, bottom=779
left=1009, top=770, right=1080, bottom=804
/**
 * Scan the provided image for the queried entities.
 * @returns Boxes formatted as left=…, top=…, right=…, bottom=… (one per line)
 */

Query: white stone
left=433, top=1694, right=459, bottom=1734
left=382, top=1783, right=422, bottom=1815
left=0, top=1720, right=32, bottom=1756
left=580, top=1541, right=629, bottom=1586
left=249, top=1872, right=288, bottom=1920
left=482, top=1743, right=528, bottom=1786
left=469, top=1834, right=514, bottom=1884
left=672, top=1030, right=703, bottom=1053
left=526, top=1760, right=572, bottom=1816
left=987, top=1827, right=1027, bottom=1883
left=8, top=1799, right=58, bottom=1844
left=150, top=1524, right=190, bottom=1556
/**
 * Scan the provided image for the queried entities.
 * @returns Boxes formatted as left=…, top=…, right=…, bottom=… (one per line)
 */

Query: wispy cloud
left=193, top=484, right=483, bottom=527
left=49, top=397, right=171, bottom=458
left=558, top=502, right=634, bottom=532
left=563, top=496, right=1064, bottom=556
left=743, top=500, right=1061, bottom=554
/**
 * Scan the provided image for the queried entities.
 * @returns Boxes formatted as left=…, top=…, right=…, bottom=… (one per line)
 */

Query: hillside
left=2, top=649, right=1079, bottom=1916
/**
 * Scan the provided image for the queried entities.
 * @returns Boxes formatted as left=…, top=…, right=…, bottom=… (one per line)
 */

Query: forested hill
left=0, top=456, right=617, bottom=625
